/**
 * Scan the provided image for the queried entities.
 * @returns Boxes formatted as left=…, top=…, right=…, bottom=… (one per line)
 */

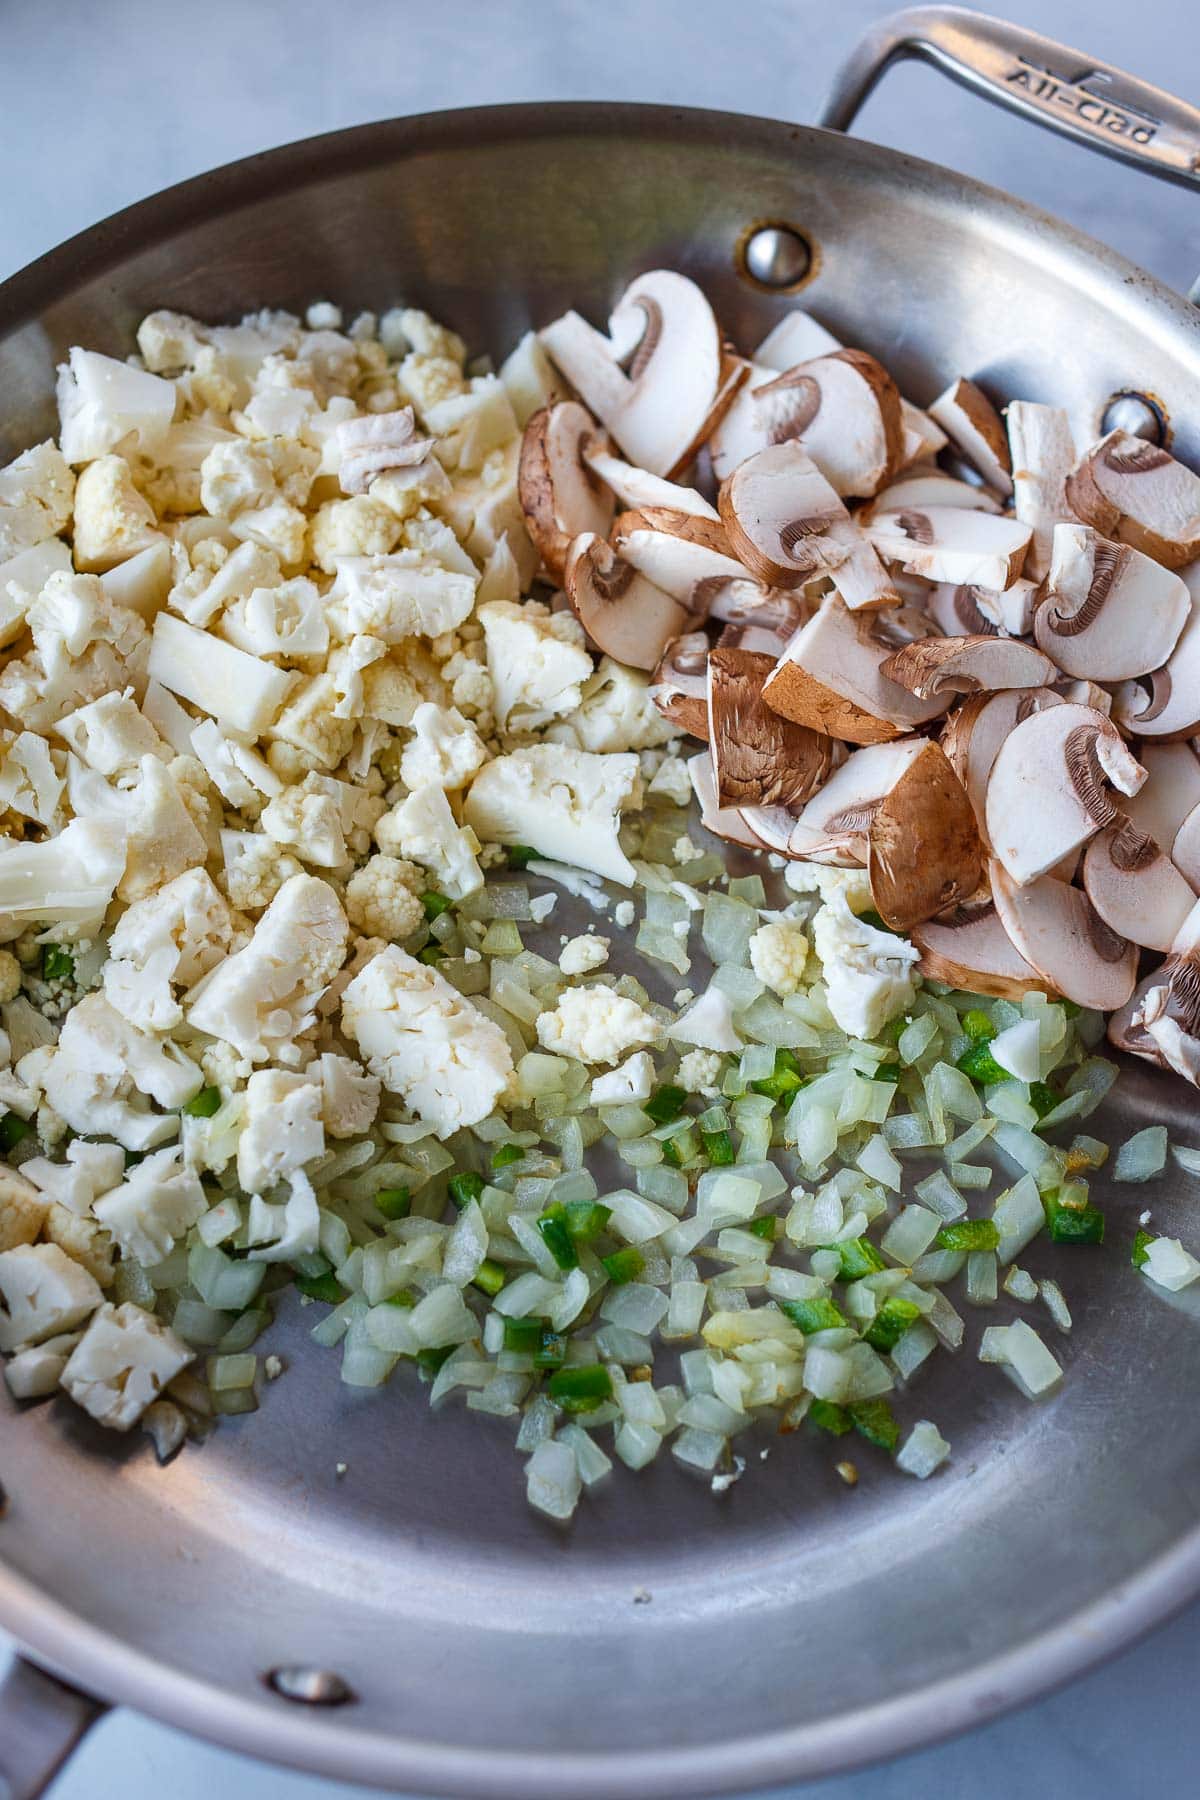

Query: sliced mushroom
left=789, top=737, right=933, bottom=862
left=762, top=592, right=945, bottom=746
left=518, top=402, right=615, bottom=581
left=688, top=748, right=764, bottom=849
left=1034, top=522, right=1191, bottom=680
left=912, top=901, right=1049, bottom=1000
left=1111, top=930, right=1200, bottom=1084
left=881, top=634, right=1058, bottom=703
left=1081, top=820, right=1196, bottom=952
left=928, top=378, right=1013, bottom=496
left=564, top=532, right=691, bottom=670
left=898, top=401, right=950, bottom=467
left=610, top=507, right=745, bottom=600
left=941, top=686, right=1064, bottom=840
left=867, top=472, right=1002, bottom=518
left=1065, top=429, right=1200, bottom=569
left=651, top=632, right=710, bottom=737
left=707, top=647, right=833, bottom=810
left=990, top=861, right=1137, bottom=1010
left=718, top=442, right=899, bottom=611
left=754, top=310, right=842, bottom=368
left=985, top=702, right=1147, bottom=886
left=1110, top=571, right=1200, bottom=739
left=580, top=441, right=720, bottom=520
left=1120, top=740, right=1200, bottom=856
left=540, top=271, right=727, bottom=477
left=1172, top=804, right=1200, bottom=890
left=866, top=740, right=982, bottom=930
left=1107, top=970, right=1169, bottom=1066
left=925, top=578, right=1037, bottom=638
left=864, top=507, right=1032, bottom=590
left=712, top=585, right=812, bottom=657
left=1006, top=401, right=1076, bottom=581
left=710, top=350, right=904, bottom=498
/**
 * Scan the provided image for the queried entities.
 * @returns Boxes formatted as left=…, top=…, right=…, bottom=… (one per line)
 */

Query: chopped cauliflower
left=71, top=455, right=163, bottom=573
left=559, top=933, right=610, bottom=976
left=344, top=855, right=426, bottom=940
left=236, top=1069, right=325, bottom=1194
left=590, top=1050, right=655, bottom=1105
left=220, top=830, right=305, bottom=912
left=676, top=1048, right=726, bottom=1096
left=310, top=495, right=401, bottom=571
left=118, top=754, right=209, bottom=902
left=0, top=1167, right=48, bottom=1253
left=536, top=984, right=662, bottom=1066
left=327, top=553, right=476, bottom=642
left=463, top=745, right=641, bottom=887
left=261, top=776, right=348, bottom=869
left=314, top=1051, right=380, bottom=1139
left=376, top=785, right=482, bottom=900
left=555, top=657, right=678, bottom=754
left=785, top=862, right=874, bottom=913
left=749, top=920, right=810, bottom=996
left=55, top=689, right=166, bottom=775
left=4, top=1328, right=83, bottom=1401
left=811, top=896, right=920, bottom=1040
left=0, top=440, right=75, bottom=559
left=21, top=1139, right=125, bottom=1217
left=41, top=993, right=202, bottom=1152
left=56, top=349, right=176, bottom=467
left=398, top=702, right=486, bottom=792
left=341, top=945, right=513, bottom=1138
left=479, top=599, right=592, bottom=732
left=0, top=1242, right=103, bottom=1351
left=60, top=1301, right=192, bottom=1430
left=0, top=951, right=20, bottom=1004
left=245, top=1166, right=321, bottom=1262
left=42, top=1203, right=115, bottom=1287
left=92, top=1146, right=208, bottom=1267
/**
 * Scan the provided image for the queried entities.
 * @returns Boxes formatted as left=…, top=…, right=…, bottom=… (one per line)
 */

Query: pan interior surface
left=2, top=104, right=1200, bottom=1796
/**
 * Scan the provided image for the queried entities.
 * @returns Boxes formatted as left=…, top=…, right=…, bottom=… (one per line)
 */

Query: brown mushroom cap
left=928, top=378, right=1013, bottom=497
left=1034, top=522, right=1191, bottom=681
left=912, top=901, right=1050, bottom=999
left=1006, top=401, right=1076, bottom=582
left=651, top=632, right=710, bottom=738
left=1081, top=820, right=1197, bottom=952
left=941, top=686, right=1063, bottom=841
left=707, top=646, right=833, bottom=810
left=1065, top=429, right=1200, bottom=570
left=880, top=633, right=1059, bottom=703
left=718, top=441, right=898, bottom=611
left=866, top=741, right=982, bottom=930
left=710, top=349, right=905, bottom=499
left=581, top=441, right=721, bottom=521
left=688, top=748, right=764, bottom=849
left=762, top=591, right=946, bottom=746
left=518, top=402, right=615, bottom=581
left=563, top=532, right=692, bottom=670
left=990, top=861, right=1137, bottom=1010
left=985, top=702, right=1147, bottom=887
left=865, top=507, right=1032, bottom=590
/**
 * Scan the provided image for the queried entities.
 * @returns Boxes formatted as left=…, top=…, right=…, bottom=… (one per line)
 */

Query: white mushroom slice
left=1065, top=429, right=1200, bottom=569
left=707, top=647, right=833, bottom=810
left=754, top=311, right=841, bottom=368
left=1124, top=932, right=1200, bottom=1084
left=1110, top=570, right=1200, bottom=739
left=928, top=379, right=1013, bottom=496
left=865, top=740, right=982, bottom=930
left=709, top=584, right=810, bottom=657
left=898, top=401, right=950, bottom=466
left=1081, top=821, right=1196, bottom=952
left=791, top=737, right=931, bottom=863
left=651, top=632, right=710, bottom=738
left=985, top=702, right=1146, bottom=886
left=711, top=350, right=904, bottom=499
left=518, top=402, right=615, bottom=581
left=1171, top=804, right=1200, bottom=890
left=1035, top=522, right=1190, bottom=680
left=1107, top=969, right=1171, bottom=1067
left=718, top=442, right=898, bottom=611
left=925, top=579, right=1037, bottom=638
left=868, top=472, right=1002, bottom=518
left=941, top=687, right=1064, bottom=841
left=1122, top=742, right=1200, bottom=856
left=540, top=271, right=728, bottom=477
left=563, top=533, right=691, bottom=671
left=1055, top=679, right=1111, bottom=716
left=1006, top=402, right=1076, bottom=581
left=581, top=442, right=719, bottom=521
left=881, top=634, right=1058, bottom=703
left=864, top=508, right=1031, bottom=590
left=990, top=862, right=1137, bottom=1010
left=688, top=749, right=763, bottom=849
left=762, top=592, right=945, bottom=746
left=912, top=902, right=1048, bottom=1000
left=610, top=508, right=745, bottom=599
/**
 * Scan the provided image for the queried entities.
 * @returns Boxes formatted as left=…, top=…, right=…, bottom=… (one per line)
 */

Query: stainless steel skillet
left=3, top=9, right=1200, bottom=1796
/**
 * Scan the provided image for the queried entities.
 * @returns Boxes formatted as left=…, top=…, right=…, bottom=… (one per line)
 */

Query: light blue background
left=3, top=1, right=1199, bottom=1794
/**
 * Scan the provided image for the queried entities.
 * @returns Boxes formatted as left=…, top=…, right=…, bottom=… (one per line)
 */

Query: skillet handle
left=819, top=5, right=1200, bottom=193
left=0, top=1653, right=107, bottom=1799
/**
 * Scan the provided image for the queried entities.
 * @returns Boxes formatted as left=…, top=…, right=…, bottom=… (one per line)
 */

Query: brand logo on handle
left=1003, top=57, right=1160, bottom=145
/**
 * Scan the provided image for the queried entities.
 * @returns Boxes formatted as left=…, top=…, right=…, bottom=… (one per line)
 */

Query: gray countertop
left=4, top=1, right=1200, bottom=1794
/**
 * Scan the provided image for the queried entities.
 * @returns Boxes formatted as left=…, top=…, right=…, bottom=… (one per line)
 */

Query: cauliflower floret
left=552, top=657, right=678, bottom=754
left=91, top=1146, right=207, bottom=1267
left=648, top=754, right=695, bottom=806
left=230, top=496, right=308, bottom=567
left=0, top=949, right=21, bottom=1003
left=536, top=984, right=662, bottom=1066
left=0, top=818, right=126, bottom=940
left=369, top=457, right=452, bottom=522
left=117, top=754, right=209, bottom=902
left=104, top=867, right=234, bottom=1032
left=3, top=1328, right=83, bottom=1400
left=479, top=599, right=593, bottom=732
left=0, top=574, right=149, bottom=732
left=376, top=786, right=482, bottom=900
left=398, top=702, right=487, bottom=792
left=422, top=376, right=518, bottom=473
left=268, top=672, right=357, bottom=772
left=219, top=830, right=305, bottom=912
left=559, top=933, right=610, bottom=976
left=313, top=1050, right=380, bottom=1139
left=187, top=873, right=349, bottom=1062
left=148, top=611, right=295, bottom=739
left=398, top=353, right=468, bottom=418
left=440, top=644, right=494, bottom=723
left=168, top=538, right=282, bottom=628
left=41, top=993, right=202, bottom=1151
left=784, top=862, right=874, bottom=913
left=220, top=576, right=328, bottom=661
left=21, top=1139, right=125, bottom=1217
left=0, top=729, right=64, bottom=828
left=810, top=896, right=920, bottom=1040
left=0, top=1166, right=48, bottom=1252
left=55, top=689, right=167, bottom=775
left=0, top=1242, right=102, bottom=1351
left=198, top=439, right=277, bottom=517
left=261, top=776, right=348, bottom=869
left=42, top=1203, right=115, bottom=1287
left=0, top=441, right=75, bottom=560
left=676, top=1048, right=726, bottom=1096
left=60, top=1301, right=192, bottom=1431
left=344, top=855, right=426, bottom=940
left=71, top=455, right=163, bottom=573
left=310, top=496, right=402, bottom=572
left=463, top=745, right=641, bottom=887
left=749, top=920, right=811, bottom=997
left=589, top=1049, right=655, bottom=1105
left=395, top=310, right=466, bottom=364
left=236, top=1069, right=325, bottom=1194
left=341, top=944, right=513, bottom=1139
left=327, top=553, right=476, bottom=644
left=667, top=985, right=743, bottom=1053
left=56, top=349, right=176, bottom=467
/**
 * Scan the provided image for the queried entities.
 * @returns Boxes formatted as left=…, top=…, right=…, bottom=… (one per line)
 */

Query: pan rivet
left=741, top=224, right=812, bottom=290
left=265, top=1666, right=357, bottom=1707
left=1100, top=391, right=1167, bottom=445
